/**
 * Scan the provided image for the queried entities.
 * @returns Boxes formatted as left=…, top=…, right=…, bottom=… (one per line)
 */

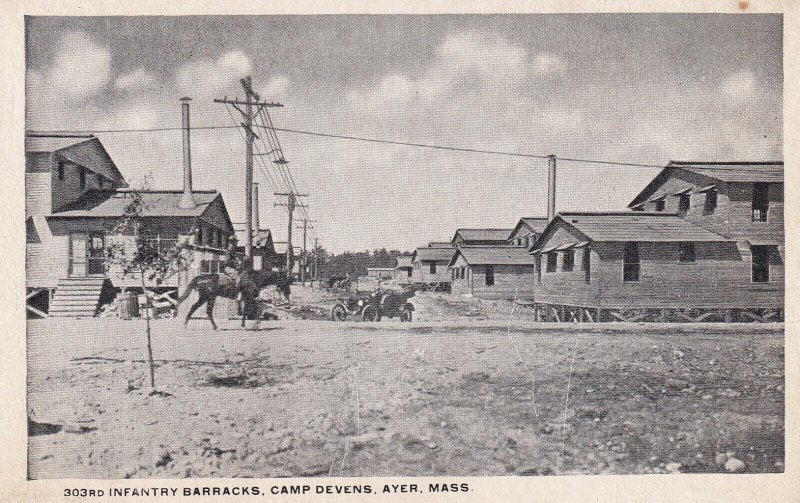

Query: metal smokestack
left=547, top=154, right=557, bottom=222
left=178, top=97, right=197, bottom=209
left=252, top=183, right=260, bottom=233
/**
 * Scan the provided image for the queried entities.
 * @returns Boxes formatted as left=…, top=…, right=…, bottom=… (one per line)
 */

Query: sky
left=25, top=15, right=782, bottom=253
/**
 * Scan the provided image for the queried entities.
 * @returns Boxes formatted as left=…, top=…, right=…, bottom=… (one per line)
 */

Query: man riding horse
left=177, top=253, right=292, bottom=330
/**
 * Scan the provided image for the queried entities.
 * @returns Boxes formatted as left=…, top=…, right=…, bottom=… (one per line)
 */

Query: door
left=87, top=233, right=106, bottom=275
left=69, top=233, right=89, bottom=277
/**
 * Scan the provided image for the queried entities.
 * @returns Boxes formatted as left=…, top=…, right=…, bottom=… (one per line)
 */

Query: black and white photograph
left=12, top=5, right=794, bottom=496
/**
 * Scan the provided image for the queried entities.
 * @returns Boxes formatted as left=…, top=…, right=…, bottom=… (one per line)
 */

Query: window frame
left=485, top=264, right=495, bottom=286
left=679, top=242, right=696, bottom=263
left=78, top=166, right=86, bottom=190
left=678, top=194, right=690, bottom=216
left=546, top=252, right=557, bottom=273
left=752, top=183, right=769, bottom=222
left=654, top=199, right=665, bottom=212
left=751, top=245, right=770, bottom=283
left=57, top=161, right=65, bottom=181
left=562, top=249, right=575, bottom=271
left=622, top=242, right=640, bottom=282
left=429, top=262, right=437, bottom=274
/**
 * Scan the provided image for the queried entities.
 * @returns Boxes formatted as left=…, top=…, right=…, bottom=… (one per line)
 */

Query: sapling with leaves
left=105, top=184, right=192, bottom=391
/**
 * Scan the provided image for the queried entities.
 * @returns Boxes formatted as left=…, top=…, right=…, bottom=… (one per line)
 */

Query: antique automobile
left=330, top=288, right=415, bottom=322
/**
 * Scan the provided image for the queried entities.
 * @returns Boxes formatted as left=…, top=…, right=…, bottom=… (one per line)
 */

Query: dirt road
left=27, top=317, right=784, bottom=478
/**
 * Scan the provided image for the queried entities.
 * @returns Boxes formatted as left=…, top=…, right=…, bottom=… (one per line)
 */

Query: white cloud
left=533, top=53, right=567, bottom=76
left=260, top=76, right=291, bottom=101
left=176, top=50, right=253, bottom=97
left=720, top=70, right=756, bottom=104
left=115, top=68, right=157, bottom=91
left=38, top=30, right=112, bottom=100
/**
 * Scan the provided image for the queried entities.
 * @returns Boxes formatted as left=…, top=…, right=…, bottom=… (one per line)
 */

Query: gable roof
left=427, top=241, right=452, bottom=248
left=452, top=228, right=515, bottom=243
left=629, top=161, right=783, bottom=207
left=232, top=224, right=274, bottom=250
left=413, top=246, right=456, bottom=262
left=395, top=254, right=414, bottom=267
left=535, top=211, right=731, bottom=245
left=25, top=134, right=128, bottom=186
left=448, top=246, right=536, bottom=267
left=50, top=189, right=224, bottom=221
left=509, top=217, right=549, bottom=238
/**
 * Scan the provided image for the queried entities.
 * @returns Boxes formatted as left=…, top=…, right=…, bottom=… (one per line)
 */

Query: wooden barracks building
left=26, top=122, right=236, bottom=317
left=530, top=161, right=784, bottom=322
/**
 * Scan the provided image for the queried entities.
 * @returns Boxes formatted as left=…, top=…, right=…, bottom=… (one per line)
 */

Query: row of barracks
left=400, top=160, right=784, bottom=322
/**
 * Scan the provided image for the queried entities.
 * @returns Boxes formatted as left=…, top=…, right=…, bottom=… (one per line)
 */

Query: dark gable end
left=200, top=194, right=235, bottom=235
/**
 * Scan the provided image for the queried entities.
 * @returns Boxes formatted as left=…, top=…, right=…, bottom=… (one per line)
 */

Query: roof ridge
left=559, top=211, right=680, bottom=217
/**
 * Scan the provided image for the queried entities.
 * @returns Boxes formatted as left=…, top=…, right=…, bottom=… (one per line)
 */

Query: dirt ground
left=27, top=290, right=784, bottom=479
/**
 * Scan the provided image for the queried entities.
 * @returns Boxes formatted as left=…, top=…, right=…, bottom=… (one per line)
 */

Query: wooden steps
left=49, top=277, right=106, bottom=318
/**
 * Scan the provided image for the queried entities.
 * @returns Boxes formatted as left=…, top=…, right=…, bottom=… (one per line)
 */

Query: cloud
left=115, top=68, right=157, bottom=91
left=534, top=53, right=567, bottom=76
left=176, top=50, right=253, bottom=97
left=720, top=70, right=756, bottom=104
left=36, top=30, right=112, bottom=100
left=260, top=76, right=291, bottom=101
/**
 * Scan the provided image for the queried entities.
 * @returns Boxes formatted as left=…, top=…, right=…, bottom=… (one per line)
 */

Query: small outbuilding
left=448, top=246, right=536, bottom=300
left=410, top=243, right=455, bottom=290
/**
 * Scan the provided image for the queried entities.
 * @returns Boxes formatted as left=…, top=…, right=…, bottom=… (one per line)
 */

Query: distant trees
left=315, top=247, right=409, bottom=278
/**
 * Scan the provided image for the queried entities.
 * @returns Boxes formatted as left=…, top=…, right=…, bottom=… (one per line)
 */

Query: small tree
left=105, top=183, right=191, bottom=390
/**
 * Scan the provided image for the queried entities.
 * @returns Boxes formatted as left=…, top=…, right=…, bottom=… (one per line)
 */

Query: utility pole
left=313, top=237, right=319, bottom=280
left=274, top=192, right=308, bottom=278
left=214, top=77, right=283, bottom=261
left=295, top=218, right=317, bottom=284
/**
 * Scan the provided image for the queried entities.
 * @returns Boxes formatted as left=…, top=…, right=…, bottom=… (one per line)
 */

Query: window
left=704, top=190, right=718, bottom=215
left=79, top=166, right=86, bottom=190
left=57, top=161, right=65, bottom=181
left=679, top=242, right=696, bottom=263
left=535, top=255, right=542, bottom=283
left=655, top=199, right=665, bottom=212
left=678, top=194, right=690, bottom=216
left=562, top=249, right=575, bottom=271
left=623, top=242, right=640, bottom=282
left=485, top=265, right=495, bottom=286
left=752, top=183, right=769, bottom=222
left=461, top=267, right=466, bottom=279
left=751, top=246, right=769, bottom=283
left=407, top=269, right=412, bottom=278
left=430, top=262, right=437, bottom=274
left=196, top=226, right=203, bottom=245
left=200, top=260, right=210, bottom=273
left=582, top=248, right=591, bottom=283
left=97, top=173, right=104, bottom=188
left=546, top=252, right=557, bottom=273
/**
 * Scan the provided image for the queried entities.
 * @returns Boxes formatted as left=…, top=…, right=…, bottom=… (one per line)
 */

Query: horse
left=177, top=270, right=292, bottom=330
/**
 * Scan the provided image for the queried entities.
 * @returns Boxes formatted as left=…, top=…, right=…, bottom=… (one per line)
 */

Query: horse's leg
left=206, top=297, right=217, bottom=331
left=185, top=297, right=206, bottom=327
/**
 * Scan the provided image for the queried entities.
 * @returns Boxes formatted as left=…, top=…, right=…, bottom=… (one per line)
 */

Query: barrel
left=117, top=292, right=139, bottom=320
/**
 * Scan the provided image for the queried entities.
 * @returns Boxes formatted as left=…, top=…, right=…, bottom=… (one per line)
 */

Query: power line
left=26, top=125, right=667, bottom=168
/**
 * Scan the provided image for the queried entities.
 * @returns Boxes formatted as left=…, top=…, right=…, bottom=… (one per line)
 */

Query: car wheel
left=331, top=303, right=347, bottom=321
left=362, top=305, right=379, bottom=322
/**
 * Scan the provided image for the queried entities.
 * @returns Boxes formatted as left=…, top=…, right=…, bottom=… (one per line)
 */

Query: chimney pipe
left=252, top=183, right=260, bottom=233
left=178, top=97, right=197, bottom=209
left=547, top=154, right=556, bottom=222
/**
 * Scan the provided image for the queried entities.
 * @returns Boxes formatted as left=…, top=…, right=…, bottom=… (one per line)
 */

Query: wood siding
left=411, top=260, right=451, bottom=284
left=451, top=254, right=536, bottom=300
left=533, top=220, right=783, bottom=309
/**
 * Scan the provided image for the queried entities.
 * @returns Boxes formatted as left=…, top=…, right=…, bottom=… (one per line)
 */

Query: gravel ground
left=27, top=298, right=784, bottom=479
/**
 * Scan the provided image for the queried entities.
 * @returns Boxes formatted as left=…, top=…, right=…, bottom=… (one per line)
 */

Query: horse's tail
left=177, top=276, right=199, bottom=305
